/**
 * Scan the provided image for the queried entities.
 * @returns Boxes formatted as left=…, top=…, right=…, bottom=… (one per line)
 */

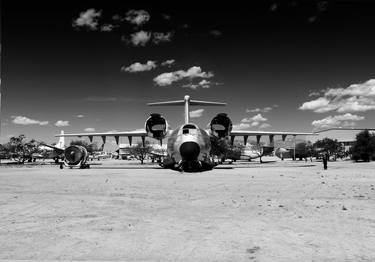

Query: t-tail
left=56, top=130, right=65, bottom=149
left=147, top=95, right=226, bottom=124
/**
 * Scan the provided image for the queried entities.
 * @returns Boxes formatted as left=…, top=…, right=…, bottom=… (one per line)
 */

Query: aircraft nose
left=180, top=142, right=200, bottom=161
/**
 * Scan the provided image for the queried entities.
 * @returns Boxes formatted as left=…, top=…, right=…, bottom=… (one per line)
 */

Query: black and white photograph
left=1, top=0, right=375, bottom=261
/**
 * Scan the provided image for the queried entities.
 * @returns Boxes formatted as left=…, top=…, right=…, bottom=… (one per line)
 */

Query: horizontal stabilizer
left=147, top=100, right=184, bottom=106
left=147, top=95, right=226, bottom=124
left=190, top=100, right=226, bottom=106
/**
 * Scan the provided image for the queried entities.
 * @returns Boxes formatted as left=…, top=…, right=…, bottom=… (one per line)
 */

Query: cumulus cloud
left=240, top=114, right=268, bottom=128
left=127, top=31, right=151, bottom=46
left=162, top=14, right=171, bottom=20
left=153, top=66, right=213, bottom=86
left=311, top=113, right=365, bottom=130
left=189, top=109, right=204, bottom=118
left=241, top=114, right=268, bottom=123
left=100, top=24, right=115, bottom=32
left=299, top=79, right=375, bottom=113
left=182, top=80, right=216, bottom=89
left=161, top=59, right=175, bottom=67
left=259, top=123, right=271, bottom=129
left=153, top=32, right=173, bottom=44
left=73, top=9, right=102, bottom=30
left=210, top=30, right=222, bottom=37
left=121, top=61, right=157, bottom=73
left=12, top=116, right=48, bottom=126
left=125, top=10, right=150, bottom=26
left=232, top=123, right=250, bottom=130
left=84, top=127, right=96, bottom=132
left=246, top=106, right=275, bottom=113
left=55, top=120, right=70, bottom=127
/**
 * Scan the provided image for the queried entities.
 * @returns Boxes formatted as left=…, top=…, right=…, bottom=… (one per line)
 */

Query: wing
left=40, top=143, right=65, bottom=154
left=230, top=130, right=316, bottom=145
left=55, top=130, right=148, bottom=146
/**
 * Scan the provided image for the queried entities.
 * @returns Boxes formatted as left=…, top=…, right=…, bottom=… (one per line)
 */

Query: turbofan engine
left=62, top=145, right=89, bottom=168
left=145, top=113, right=168, bottom=140
left=210, top=113, right=232, bottom=138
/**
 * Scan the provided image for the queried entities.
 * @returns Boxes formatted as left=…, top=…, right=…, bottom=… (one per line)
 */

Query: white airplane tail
left=56, top=130, right=65, bottom=149
left=147, top=95, right=226, bottom=124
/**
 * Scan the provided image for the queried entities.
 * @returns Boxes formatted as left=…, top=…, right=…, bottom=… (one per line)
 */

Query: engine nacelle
left=145, top=113, right=168, bottom=140
left=64, top=145, right=88, bottom=166
left=210, top=113, right=232, bottom=138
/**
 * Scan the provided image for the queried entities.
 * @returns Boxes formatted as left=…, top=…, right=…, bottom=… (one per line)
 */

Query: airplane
left=225, top=144, right=274, bottom=163
left=55, top=95, right=314, bottom=172
left=40, top=131, right=66, bottom=163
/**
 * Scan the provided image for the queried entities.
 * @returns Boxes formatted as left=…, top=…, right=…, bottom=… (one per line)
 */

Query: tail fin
left=147, top=95, right=226, bottom=124
left=56, top=130, right=65, bottom=149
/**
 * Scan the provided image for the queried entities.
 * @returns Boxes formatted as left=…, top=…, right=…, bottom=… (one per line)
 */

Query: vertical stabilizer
left=56, top=130, right=65, bottom=149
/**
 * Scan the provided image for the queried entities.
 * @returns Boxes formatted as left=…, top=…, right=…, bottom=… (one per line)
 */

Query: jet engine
left=145, top=113, right=168, bottom=140
left=210, top=113, right=232, bottom=138
left=62, top=145, right=89, bottom=168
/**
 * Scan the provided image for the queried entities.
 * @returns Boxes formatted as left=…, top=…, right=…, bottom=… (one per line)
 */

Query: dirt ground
left=0, top=160, right=374, bottom=261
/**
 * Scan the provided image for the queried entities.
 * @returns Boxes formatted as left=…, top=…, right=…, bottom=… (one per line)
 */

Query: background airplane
left=56, top=95, right=314, bottom=172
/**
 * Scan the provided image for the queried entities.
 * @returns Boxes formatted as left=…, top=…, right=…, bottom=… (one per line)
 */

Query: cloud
left=311, top=113, right=365, bottom=130
left=210, top=30, right=222, bottom=37
left=299, top=79, right=375, bottom=113
left=232, top=123, right=250, bottom=130
left=121, top=61, right=157, bottom=73
left=100, top=24, right=115, bottom=32
left=246, top=106, right=274, bottom=113
left=161, top=59, right=175, bottom=67
left=153, top=32, right=173, bottom=44
left=73, top=9, right=102, bottom=30
left=55, top=120, right=70, bottom=127
left=241, top=114, right=268, bottom=128
left=241, top=114, right=268, bottom=123
left=189, top=109, right=204, bottom=118
left=84, top=127, right=96, bottom=132
left=125, top=10, right=150, bottom=26
left=12, top=116, right=48, bottom=126
left=76, top=115, right=85, bottom=118
left=162, top=14, right=171, bottom=20
left=182, top=80, right=216, bottom=89
left=259, top=123, right=271, bottom=129
left=153, top=66, right=214, bottom=86
left=127, top=31, right=151, bottom=46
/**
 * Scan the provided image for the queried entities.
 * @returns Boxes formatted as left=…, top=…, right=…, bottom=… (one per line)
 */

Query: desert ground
left=0, top=159, right=374, bottom=261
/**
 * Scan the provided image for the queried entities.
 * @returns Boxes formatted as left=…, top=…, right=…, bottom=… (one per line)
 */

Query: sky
left=1, top=0, right=375, bottom=146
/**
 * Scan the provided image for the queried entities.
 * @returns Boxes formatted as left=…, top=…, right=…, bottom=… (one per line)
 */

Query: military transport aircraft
left=56, top=95, right=314, bottom=172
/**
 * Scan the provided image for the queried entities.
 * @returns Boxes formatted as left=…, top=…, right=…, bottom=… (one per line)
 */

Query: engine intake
left=145, top=113, right=168, bottom=140
left=64, top=145, right=88, bottom=166
left=210, top=113, right=232, bottom=138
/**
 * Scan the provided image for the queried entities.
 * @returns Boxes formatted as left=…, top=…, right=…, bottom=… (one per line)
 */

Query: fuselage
left=163, top=123, right=213, bottom=171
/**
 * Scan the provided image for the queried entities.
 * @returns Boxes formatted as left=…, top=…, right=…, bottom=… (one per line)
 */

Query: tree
left=313, top=138, right=343, bottom=160
left=351, top=130, right=375, bottom=162
left=210, top=136, right=231, bottom=162
left=2, top=135, right=42, bottom=163
left=294, top=141, right=314, bottom=160
left=127, top=142, right=152, bottom=164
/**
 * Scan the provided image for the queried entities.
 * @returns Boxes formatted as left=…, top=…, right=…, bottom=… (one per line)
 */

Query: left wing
left=230, top=130, right=315, bottom=145
left=55, top=130, right=148, bottom=146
